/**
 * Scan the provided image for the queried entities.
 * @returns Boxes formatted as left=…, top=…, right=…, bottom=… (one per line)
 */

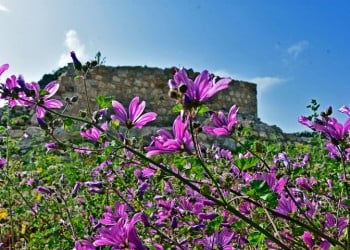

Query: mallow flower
left=202, top=105, right=239, bottom=136
left=111, top=96, right=157, bottom=129
left=168, top=67, right=231, bottom=105
left=299, top=114, right=350, bottom=143
left=80, top=122, right=108, bottom=142
left=26, top=81, right=63, bottom=118
left=144, top=116, right=193, bottom=157
left=93, top=212, right=147, bottom=249
left=74, top=240, right=95, bottom=250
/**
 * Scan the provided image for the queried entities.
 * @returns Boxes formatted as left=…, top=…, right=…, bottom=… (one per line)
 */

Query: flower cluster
left=299, top=106, right=350, bottom=160
left=1, top=55, right=349, bottom=249
left=0, top=64, right=63, bottom=118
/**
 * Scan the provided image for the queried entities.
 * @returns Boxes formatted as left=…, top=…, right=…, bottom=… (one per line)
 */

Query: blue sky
left=1, top=0, right=350, bottom=132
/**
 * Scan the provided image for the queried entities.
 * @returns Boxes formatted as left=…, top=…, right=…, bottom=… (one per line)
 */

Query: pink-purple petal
left=0, top=64, right=9, bottom=76
left=112, top=100, right=127, bottom=122
left=129, top=97, right=146, bottom=122
left=44, top=99, right=63, bottom=109
left=44, top=81, right=60, bottom=98
left=134, top=112, right=157, bottom=128
left=36, top=106, right=46, bottom=118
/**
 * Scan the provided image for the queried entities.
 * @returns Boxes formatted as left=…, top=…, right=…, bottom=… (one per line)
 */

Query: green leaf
left=188, top=158, right=204, bottom=179
left=206, top=215, right=222, bottom=234
left=200, top=183, right=211, bottom=196
left=343, top=199, right=350, bottom=207
left=172, top=104, right=183, bottom=113
left=63, top=118, right=75, bottom=129
left=196, top=104, right=210, bottom=115
left=234, top=157, right=259, bottom=171
left=39, top=89, right=49, bottom=96
left=248, top=231, right=266, bottom=245
left=244, top=180, right=278, bottom=208
left=173, top=157, right=187, bottom=172
left=96, top=95, right=113, bottom=108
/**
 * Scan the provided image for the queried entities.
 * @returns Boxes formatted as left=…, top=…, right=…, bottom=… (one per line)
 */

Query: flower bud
left=71, top=96, right=78, bottom=103
left=70, top=51, right=82, bottom=71
left=178, top=84, right=187, bottom=93
left=37, top=186, right=52, bottom=194
left=72, top=181, right=82, bottom=197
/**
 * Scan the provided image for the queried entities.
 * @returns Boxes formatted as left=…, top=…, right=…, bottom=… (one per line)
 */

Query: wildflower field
left=0, top=53, right=349, bottom=249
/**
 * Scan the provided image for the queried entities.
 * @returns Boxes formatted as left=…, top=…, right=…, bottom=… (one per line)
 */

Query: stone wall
left=56, top=64, right=257, bottom=126
left=1, top=64, right=311, bottom=148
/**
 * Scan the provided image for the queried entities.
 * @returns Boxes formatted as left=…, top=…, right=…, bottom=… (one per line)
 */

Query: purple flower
left=0, top=158, right=6, bottom=169
left=98, top=202, right=128, bottom=226
left=74, top=240, right=95, bottom=250
left=196, top=228, right=234, bottom=250
left=299, top=115, right=350, bottom=142
left=274, top=152, right=290, bottom=168
left=144, top=116, right=193, bottom=157
left=26, top=178, right=34, bottom=186
left=203, top=105, right=239, bottom=136
left=301, top=231, right=314, bottom=249
left=80, top=122, right=108, bottom=141
left=0, top=64, right=9, bottom=76
left=45, top=142, right=59, bottom=153
left=75, top=147, right=92, bottom=155
left=296, top=177, right=311, bottom=191
left=85, top=181, right=103, bottom=188
left=325, top=213, right=336, bottom=227
left=339, top=105, right=350, bottom=116
left=27, top=81, right=63, bottom=118
left=298, top=116, right=313, bottom=128
left=111, top=96, right=157, bottom=129
left=337, top=217, right=348, bottom=236
left=72, top=181, right=82, bottom=196
left=0, top=75, right=30, bottom=107
left=93, top=212, right=147, bottom=250
left=37, top=185, right=52, bottom=194
left=169, top=67, right=231, bottom=104
left=274, top=196, right=297, bottom=216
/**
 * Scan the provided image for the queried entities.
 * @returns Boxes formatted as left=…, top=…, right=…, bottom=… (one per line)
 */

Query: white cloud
left=213, top=70, right=285, bottom=92
left=212, top=70, right=232, bottom=78
left=249, top=76, right=286, bottom=92
left=287, top=40, right=309, bottom=58
left=0, top=3, right=9, bottom=12
left=58, top=29, right=88, bottom=67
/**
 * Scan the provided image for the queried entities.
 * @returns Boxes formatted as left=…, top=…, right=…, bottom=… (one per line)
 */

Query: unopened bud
left=72, top=181, right=82, bottom=197
left=70, top=51, right=82, bottom=71
left=37, top=186, right=52, bottom=194
left=325, top=106, right=332, bottom=116
left=178, top=84, right=187, bottom=93
left=168, top=89, right=179, bottom=99
left=71, top=96, right=78, bottom=103
left=80, top=110, right=87, bottom=118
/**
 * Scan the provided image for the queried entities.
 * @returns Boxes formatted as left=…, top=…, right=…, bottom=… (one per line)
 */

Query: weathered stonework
left=56, top=64, right=257, bottom=126
left=1, top=64, right=310, bottom=149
